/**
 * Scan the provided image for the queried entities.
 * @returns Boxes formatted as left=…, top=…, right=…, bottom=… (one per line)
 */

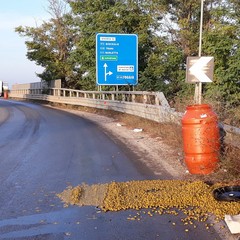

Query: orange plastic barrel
left=4, top=91, right=8, bottom=99
left=182, top=104, right=220, bottom=174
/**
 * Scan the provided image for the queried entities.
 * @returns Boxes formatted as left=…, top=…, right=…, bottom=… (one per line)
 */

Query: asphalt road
left=0, top=100, right=223, bottom=240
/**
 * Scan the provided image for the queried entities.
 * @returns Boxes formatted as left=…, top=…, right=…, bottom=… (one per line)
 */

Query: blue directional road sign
left=96, top=33, right=138, bottom=85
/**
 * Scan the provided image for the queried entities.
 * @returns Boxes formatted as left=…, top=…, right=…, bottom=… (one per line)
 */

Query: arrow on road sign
left=187, top=57, right=214, bottom=83
left=103, top=63, right=113, bottom=81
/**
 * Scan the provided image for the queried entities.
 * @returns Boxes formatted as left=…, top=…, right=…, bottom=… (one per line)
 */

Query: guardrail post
left=143, top=94, right=147, bottom=104
left=111, top=93, right=115, bottom=101
left=132, top=94, right=136, bottom=103
left=156, top=92, right=170, bottom=108
left=155, top=95, right=160, bottom=105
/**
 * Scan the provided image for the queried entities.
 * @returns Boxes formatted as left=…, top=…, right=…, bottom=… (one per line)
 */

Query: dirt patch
left=57, top=184, right=108, bottom=208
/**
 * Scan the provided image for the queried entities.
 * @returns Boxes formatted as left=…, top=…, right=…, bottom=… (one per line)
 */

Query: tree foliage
left=15, top=0, right=76, bottom=86
left=68, top=0, right=159, bottom=90
left=15, top=0, right=240, bottom=106
left=202, top=0, right=240, bottom=105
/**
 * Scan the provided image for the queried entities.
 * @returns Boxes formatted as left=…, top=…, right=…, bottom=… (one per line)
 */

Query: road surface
left=0, top=100, right=223, bottom=239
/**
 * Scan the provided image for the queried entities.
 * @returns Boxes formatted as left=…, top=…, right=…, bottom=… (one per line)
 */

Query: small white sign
left=117, top=65, right=134, bottom=72
left=100, top=37, right=116, bottom=41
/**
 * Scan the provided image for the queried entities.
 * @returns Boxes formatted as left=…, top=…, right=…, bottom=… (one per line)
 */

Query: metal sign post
left=186, top=1, right=214, bottom=87
left=194, top=0, right=205, bottom=104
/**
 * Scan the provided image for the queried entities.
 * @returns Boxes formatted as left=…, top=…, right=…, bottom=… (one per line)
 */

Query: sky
left=0, top=0, right=51, bottom=88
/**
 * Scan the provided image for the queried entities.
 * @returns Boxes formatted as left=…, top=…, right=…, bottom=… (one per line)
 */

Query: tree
left=153, top=0, right=240, bottom=105
left=15, top=0, right=76, bottom=87
left=15, top=0, right=240, bottom=107
left=202, top=0, right=240, bottom=106
left=67, top=0, right=158, bottom=90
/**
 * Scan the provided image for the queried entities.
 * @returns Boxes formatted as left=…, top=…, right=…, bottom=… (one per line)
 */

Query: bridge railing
left=48, top=88, right=171, bottom=107
left=10, top=88, right=181, bottom=124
